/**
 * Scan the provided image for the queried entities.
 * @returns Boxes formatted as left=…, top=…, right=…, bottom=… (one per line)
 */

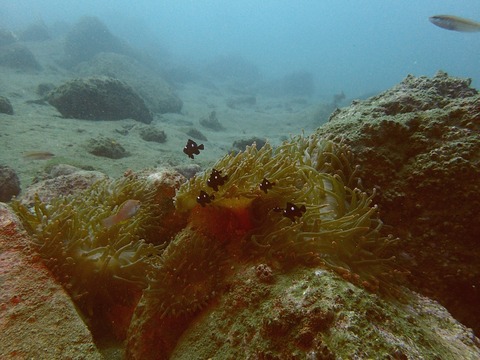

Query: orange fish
left=102, top=199, right=141, bottom=228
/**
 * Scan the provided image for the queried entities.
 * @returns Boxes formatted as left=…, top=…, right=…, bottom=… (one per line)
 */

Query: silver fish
left=429, top=15, right=480, bottom=32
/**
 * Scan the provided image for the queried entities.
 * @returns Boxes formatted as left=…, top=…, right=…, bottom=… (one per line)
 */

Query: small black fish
left=207, top=168, right=228, bottom=191
left=183, top=139, right=204, bottom=159
left=196, top=190, right=215, bottom=207
left=259, top=178, right=275, bottom=193
left=274, top=202, right=306, bottom=222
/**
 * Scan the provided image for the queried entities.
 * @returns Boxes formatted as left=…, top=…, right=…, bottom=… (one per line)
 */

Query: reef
left=316, top=70, right=480, bottom=335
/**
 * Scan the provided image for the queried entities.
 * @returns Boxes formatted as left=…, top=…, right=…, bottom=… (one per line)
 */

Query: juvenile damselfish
left=196, top=190, right=215, bottom=207
left=274, top=202, right=306, bottom=222
left=207, top=169, right=228, bottom=191
left=183, top=139, right=204, bottom=159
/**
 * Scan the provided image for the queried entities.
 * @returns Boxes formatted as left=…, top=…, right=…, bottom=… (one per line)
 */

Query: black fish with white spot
left=207, top=168, right=228, bottom=191
left=196, top=190, right=215, bottom=207
left=183, top=139, right=204, bottom=159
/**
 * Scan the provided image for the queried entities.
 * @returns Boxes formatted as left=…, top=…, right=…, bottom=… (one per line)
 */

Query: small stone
left=139, top=126, right=167, bottom=143
left=0, top=96, right=13, bottom=115
left=0, top=165, right=21, bottom=202
left=86, top=137, right=130, bottom=159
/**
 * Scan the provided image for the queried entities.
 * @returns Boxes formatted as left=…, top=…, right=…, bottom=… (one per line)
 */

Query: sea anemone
left=127, top=134, right=402, bottom=358
left=144, top=225, right=226, bottom=318
left=11, top=175, right=165, bottom=338
left=175, top=134, right=399, bottom=291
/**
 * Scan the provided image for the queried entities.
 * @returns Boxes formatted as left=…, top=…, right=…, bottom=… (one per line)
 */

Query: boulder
left=316, top=70, right=480, bottom=335
left=47, top=76, right=153, bottom=123
left=0, top=44, right=41, bottom=71
left=0, top=204, right=103, bottom=359
left=77, top=52, right=183, bottom=114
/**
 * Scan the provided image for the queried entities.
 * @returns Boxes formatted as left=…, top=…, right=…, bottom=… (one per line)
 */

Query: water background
left=2, top=0, right=480, bottom=99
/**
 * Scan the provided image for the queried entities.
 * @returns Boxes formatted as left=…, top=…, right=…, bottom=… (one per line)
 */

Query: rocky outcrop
left=0, top=204, right=102, bottom=359
left=47, top=76, right=153, bottom=123
left=127, top=264, right=480, bottom=359
left=316, top=70, right=480, bottom=335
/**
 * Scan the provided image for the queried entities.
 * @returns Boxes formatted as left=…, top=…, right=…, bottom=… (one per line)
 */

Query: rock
left=232, top=136, right=267, bottom=151
left=18, top=168, right=107, bottom=207
left=185, top=128, right=207, bottom=141
left=47, top=76, right=153, bottom=123
left=63, top=16, right=134, bottom=66
left=127, top=265, right=480, bottom=359
left=86, top=136, right=130, bottom=159
left=0, top=44, right=42, bottom=71
left=36, top=82, right=55, bottom=97
left=316, top=70, right=480, bottom=335
left=77, top=52, right=183, bottom=114
left=0, top=28, right=17, bottom=47
left=139, top=126, right=167, bottom=143
left=0, top=165, right=20, bottom=202
left=18, top=23, right=50, bottom=42
left=0, top=96, right=13, bottom=115
left=173, top=164, right=202, bottom=180
left=0, top=204, right=103, bottom=359
left=199, top=110, right=225, bottom=131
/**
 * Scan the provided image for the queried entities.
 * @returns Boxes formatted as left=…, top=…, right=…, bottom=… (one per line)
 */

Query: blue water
left=3, top=0, right=480, bottom=99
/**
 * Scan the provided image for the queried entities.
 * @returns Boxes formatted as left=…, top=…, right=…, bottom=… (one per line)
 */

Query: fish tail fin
left=198, top=144, right=205, bottom=150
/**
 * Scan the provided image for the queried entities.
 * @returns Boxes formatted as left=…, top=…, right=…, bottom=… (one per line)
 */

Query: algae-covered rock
left=171, top=266, right=480, bottom=359
left=47, top=76, right=153, bottom=123
left=316, top=70, right=480, bottom=335
left=86, top=136, right=130, bottom=159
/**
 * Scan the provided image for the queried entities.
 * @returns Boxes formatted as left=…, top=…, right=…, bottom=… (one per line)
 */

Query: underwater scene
left=1, top=1, right=480, bottom=359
